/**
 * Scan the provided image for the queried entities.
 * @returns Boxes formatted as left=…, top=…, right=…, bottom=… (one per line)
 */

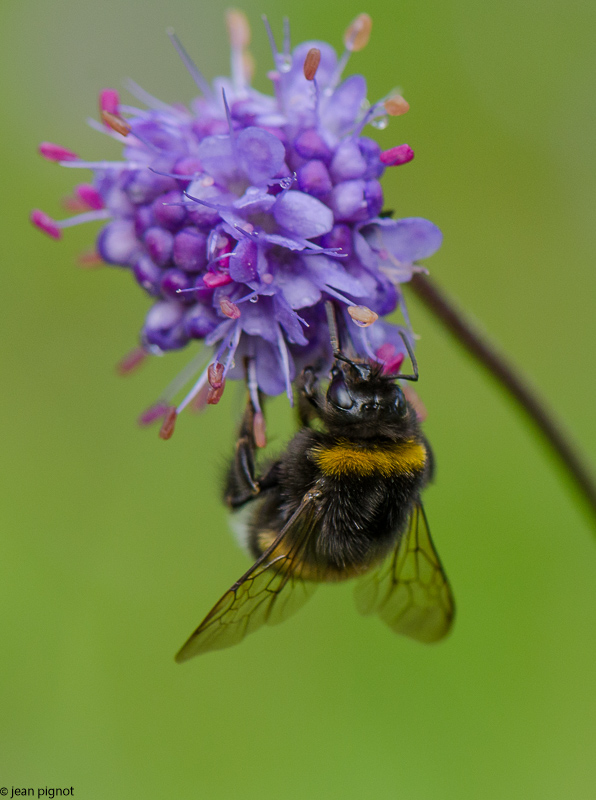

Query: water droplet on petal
left=371, top=116, right=388, bottom=130
left=278, top=54, right=292, bottom=73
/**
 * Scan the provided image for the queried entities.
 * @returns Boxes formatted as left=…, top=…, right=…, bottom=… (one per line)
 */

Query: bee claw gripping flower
left=32, top=11, right=442, bottom=429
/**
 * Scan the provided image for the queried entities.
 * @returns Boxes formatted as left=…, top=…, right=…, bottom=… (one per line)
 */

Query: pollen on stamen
left=384, top=95, right=410, bottom=116
left=303, top=48, right=321, bottom=81
left=101, top=110, right=131, bottom=137
left=220, top=297, right=241, bottom=319
left=39, top=142, right=79, bottom=162
left=159, top=406, right=178, bottom=439
left=203, top=271, right=232, bottom=288
left=76, top=184, right=104, bottom=210
left=344, top=13, right=372, bottom=52
left=117, top=347, right=148, bottom=376
left=253, top=410, right=267, bottom=449
left=207, top=382, right=225, bottom=405
left=30, top=210, right=61, bottom=239
left=63, top=183, right=105, bottom=212
left=242, top=50, right=256, bottom=83
left=76, top=249, right=104, bottom=268
left=99, top=88, right=120, bottom=116
left=380, top=145, right=414, bottom=166
left=208, top=361, right=225, bottom=389
left=226, top=9, right=251, bottom=49
left=376, top=343, right=405, bottom=375
left=348, top=305, right=378, bottom=327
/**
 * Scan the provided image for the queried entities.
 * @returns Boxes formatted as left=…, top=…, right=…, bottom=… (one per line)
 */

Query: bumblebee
left=175, top=328, right=454, bottom=661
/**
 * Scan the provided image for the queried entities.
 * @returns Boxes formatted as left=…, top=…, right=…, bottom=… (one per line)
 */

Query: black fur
left=224, top=360, right=432, bottom=576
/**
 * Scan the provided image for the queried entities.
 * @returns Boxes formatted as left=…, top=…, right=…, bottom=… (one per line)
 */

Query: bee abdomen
left=310, top=438, right=427, bottom=479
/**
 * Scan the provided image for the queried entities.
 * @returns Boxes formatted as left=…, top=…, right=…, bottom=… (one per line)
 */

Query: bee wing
left=175, top=491, right=323, bottom=661
left=354, top=501, right=454, bottom=643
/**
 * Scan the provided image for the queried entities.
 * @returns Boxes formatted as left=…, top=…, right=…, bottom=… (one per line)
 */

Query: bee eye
left=394, top=386, right=407, bottom=416
left=327, top=377, right=354, bottom=410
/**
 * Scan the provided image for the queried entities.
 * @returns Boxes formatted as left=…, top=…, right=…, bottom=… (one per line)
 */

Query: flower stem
left=409, top=273, right=596, bottom=526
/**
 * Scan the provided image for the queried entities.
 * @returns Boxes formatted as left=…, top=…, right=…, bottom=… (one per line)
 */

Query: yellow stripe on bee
left=311, top=439, right=426, bottom=478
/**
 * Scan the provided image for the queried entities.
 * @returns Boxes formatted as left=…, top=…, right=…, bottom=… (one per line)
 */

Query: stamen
left=175, top=359, right=213, bottom=414
left=101, top=110, right=131, bottom=137
left=207, top=383, right=225, bottom=405
left=203, top=271, right=233, bottom=288
left=207, top=322, right=241, bottom=405
left=344, top=13, right=372, bottom=52
left=227, top=9, right=252, bottom=93
left=303, top=48, right=321, bottom=81
left=253, top=411, right=267, bottom=448
left=149, top=167, right=202, bottom=181
left=329, top=13, right=373, bottom=90
left=242, top=51, right=256, bottom=83
left=276, top=324, right=293, bottom=404
left=282, top=17, right=291, bottom=66
left=166, top=28, right=213, bottom=98
left=99, top=89, right=120, bottom=116
left=357, top=326, right=380, bottom=362
left=31, top=207, right=111, bottom=239
left=375, top=343, right=405, bottom=375
left=123, top=79, right=178, bottom=114
left=57, top=209, right=112, bottom=228
left=30, top=210, right=61, bottom=239
left=350, top=99, right=389, bottom=140
left=348, top=305, right=378, bottom=327
left=138, top=403, right=169, bottom=426
left=226, top=9, right=251, bottom=49
left=235, top=290, right=258, bottom=304
left=220, top=297, right=241, bottom=319
left=247, top=356, right=266, bottom=447
left=221, top=89, right=236, bottom=142
left=39, top=142, right=79, bottom=162
left=182, top=191, right=230, bottom=212
left=261, top=15, right=279, bottom=62
left=323, top=286, right=360, bottom=306
left=159, top=406, right=178, bottom=439
left=247, top=357, right=262, bottom=413
left=59, top=160, right=147, bottom=170
left=76, top=184, right=104, bottom=210
left=384, top=95, right=410, bottom=116
left=76, top=250, right=104, bottom=268
left=380, top=144, right=414, bottom=166
left=189, top=383, right=210, bottom=413
left=117, top=347, right=148, bottom=376
left=208, top=361, right=225, bottom=389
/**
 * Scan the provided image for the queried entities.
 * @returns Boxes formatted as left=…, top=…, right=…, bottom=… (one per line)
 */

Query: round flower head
left=32, top=11, right=442, bottom=438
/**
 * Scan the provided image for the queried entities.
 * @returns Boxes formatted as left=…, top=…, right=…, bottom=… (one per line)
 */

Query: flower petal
left=237, top=127, right=286, bottom=186
left=273, top=191, right=334, bottom=239
left=372, top=217, right=443, bottom=262
left=321, top=75, right=367, bottom=139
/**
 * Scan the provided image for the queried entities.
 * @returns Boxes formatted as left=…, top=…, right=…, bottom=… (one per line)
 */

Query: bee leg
left=224, top=400, right=280, bottom=509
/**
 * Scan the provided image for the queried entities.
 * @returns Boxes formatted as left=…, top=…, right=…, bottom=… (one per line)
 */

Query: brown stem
left=409, top=273, right=596, bottom=524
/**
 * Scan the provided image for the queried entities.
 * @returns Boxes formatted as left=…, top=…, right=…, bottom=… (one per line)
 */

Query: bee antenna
left=325, top=301, right=360, bottom=369
left=324, top=300, right=342, bottom=358
left=394, top=331, right=419, bottom=381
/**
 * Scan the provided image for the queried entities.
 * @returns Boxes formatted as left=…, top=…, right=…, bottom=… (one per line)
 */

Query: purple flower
left=31, top=11, right=442, bottom=436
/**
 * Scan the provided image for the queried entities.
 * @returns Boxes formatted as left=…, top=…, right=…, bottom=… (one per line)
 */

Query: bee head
left=324, top=358, right=411, bottom=432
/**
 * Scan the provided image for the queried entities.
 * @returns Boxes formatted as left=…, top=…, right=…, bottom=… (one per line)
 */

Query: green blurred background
left=2, top=0, right=596, bottom=797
